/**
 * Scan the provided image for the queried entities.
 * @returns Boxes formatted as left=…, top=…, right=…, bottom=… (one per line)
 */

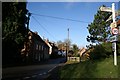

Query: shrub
left=89, top=42, right=112, bottom=60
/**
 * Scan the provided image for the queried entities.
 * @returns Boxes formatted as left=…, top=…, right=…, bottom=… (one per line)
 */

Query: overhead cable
left=31, top=16, right=58, bottom=41
left=31, top=13, right=90, bottom=23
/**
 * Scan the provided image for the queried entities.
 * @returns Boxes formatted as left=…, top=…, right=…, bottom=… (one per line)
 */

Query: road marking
left=38, top=73, right=42, bottom=76
left=23, top=77, right=30, bottom=79
left=31, top=75, right=37, bottom=78
left=48, top=65, right=57, bottom=73
left=16, top=79, right=21, bottom=80
left=48, top=69, right=52, bottom=72
left=43, top=72, right=46, bottom=75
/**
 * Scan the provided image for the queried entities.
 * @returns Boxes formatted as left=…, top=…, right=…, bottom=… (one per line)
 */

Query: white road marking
left=48, top=65, right=57, bottom=73
left=23, top=76, right=30, bottom=79
left=38, top=73, right=42, bottom=75
left=43, top=72, right=46, bottom=75
left=31, top=75, right=37, bottom=78
left=48, top=69, right=52, bottom=72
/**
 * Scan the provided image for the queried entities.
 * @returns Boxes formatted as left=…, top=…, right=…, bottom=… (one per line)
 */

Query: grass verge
left=59, top=56, right=120, bottom=79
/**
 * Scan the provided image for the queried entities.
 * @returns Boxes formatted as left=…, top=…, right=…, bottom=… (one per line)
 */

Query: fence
left=67, top=57, right=80, bottom=62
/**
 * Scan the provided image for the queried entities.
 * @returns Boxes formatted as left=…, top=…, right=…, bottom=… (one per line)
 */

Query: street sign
left=112, top=42, right=116, bottom=51
left=99, top=6, right=112, bottom=12
left=112, top=28, right=119, bottom=35
left=110, top=35, right=118, bottom=42
left=106, top=10, right=120, bottom=22
left=110, top=22, right=117, bottom=28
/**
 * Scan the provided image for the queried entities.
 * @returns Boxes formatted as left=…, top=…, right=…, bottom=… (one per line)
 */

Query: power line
left=31, top=13, right=91, bottom=23
left=31, top=16, right=58, bottom=41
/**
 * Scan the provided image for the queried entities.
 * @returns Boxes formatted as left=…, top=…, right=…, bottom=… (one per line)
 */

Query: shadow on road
left=2, top=58, right=66, bottom=80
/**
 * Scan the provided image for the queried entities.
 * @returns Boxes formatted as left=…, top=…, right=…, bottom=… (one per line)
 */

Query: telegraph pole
left=26, top=12, right=31, bottom=33
left=68, top=28, right=69, bottom=52
left=66, top=28, right=69, bottom=62
left=25, top=12, right=31, bottom=63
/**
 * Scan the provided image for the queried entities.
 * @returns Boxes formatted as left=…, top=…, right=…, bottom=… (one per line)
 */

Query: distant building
left=21, top=31, right=49, bottom=63
left=78, top=47, right=86, bottom=57
left=49, top=42, right=59, bottom=58
left=78, top=47, right=90, bottom=61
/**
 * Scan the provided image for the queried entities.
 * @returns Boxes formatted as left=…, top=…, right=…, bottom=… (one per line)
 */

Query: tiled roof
left=117, top=19, right=120, bottom=25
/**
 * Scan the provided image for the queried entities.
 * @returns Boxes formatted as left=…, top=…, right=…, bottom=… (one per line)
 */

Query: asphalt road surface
left=2, top=58, right=66, bottom=80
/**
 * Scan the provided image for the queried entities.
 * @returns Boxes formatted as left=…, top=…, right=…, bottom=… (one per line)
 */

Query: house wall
left=21, top=31, right=49, bottom=63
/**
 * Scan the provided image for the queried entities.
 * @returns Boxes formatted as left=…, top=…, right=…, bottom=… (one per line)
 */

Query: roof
left=28, top=30, right=49, bottom=47
left=117, top=19, right=120, bottom=26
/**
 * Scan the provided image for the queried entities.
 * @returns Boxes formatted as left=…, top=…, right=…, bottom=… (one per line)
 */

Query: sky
left=27, top=2, right=119, bottom=48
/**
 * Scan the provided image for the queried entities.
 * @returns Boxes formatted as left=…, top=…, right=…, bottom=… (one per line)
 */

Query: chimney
left=34, top=31, right=38, bottom=35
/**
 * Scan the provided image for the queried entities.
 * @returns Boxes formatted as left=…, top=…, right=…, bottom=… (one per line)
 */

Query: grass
left=59, top=56, right=120, bottom=79
left=65, top=61, right=80, bottom=64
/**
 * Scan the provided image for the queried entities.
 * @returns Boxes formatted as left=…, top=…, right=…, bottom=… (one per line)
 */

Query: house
left=49, top=42, right=59, bottom=58
left=79, top=47, right=86, bottom=57
left=44, top=39, right=52, bottom=55
left=21, top=31, right=49, bottom=63
left=78, top=47, right=90, bottom=61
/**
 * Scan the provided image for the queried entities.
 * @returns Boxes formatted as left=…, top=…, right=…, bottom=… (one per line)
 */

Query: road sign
left=99, top=6, right=112, bottom=12
left=106, top=10, right=120, bottom=22
left=112, top=28, right=119, bottom=35
left=110, top=22, right=117, bottom=28
left=112, top=42, right=115, bottom=51
left=110, top=35, right=118, bottom=42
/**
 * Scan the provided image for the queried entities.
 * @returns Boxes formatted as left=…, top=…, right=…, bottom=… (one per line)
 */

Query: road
left=2, top=58, right=66, bottom=80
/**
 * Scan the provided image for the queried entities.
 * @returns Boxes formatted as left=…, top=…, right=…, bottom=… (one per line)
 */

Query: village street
left=2, top=58, right=66, bottom=80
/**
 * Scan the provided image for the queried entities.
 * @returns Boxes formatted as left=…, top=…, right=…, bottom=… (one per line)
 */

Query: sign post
left=100, top=3, right=118, bottom=66
left=112, top=3, right=117, bottom=66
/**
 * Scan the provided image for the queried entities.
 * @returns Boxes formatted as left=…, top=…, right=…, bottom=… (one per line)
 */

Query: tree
left=72, top=44, right=79, bottom=56
left=87, top=5, right=112, bottom=44
left=56, top=40, right=64, bottom=50
left=2, top=2, right=28, bottom=66
left=64, top=38, right=71, bottom=52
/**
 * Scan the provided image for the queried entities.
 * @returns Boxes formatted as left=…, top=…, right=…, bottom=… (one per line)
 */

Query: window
left=36, top=44, right=38, bottom=50
left=42, top=45, right=44, bottom=51
left=39, top=45, right=41, bottom=50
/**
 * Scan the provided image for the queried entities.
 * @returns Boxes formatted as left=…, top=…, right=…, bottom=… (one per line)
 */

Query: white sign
left=110, top=22, right=117, bottom=28
left=112, top=42, right=115, bottom=51
left=99, top=6, right=112, bottom=12
left=112, top=28, right=119, bottom=35
left=110, top=35, right=118, bottom=42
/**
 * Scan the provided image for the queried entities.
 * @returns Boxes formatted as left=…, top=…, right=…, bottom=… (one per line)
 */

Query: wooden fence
left=67, top=57, right=80, bottom=62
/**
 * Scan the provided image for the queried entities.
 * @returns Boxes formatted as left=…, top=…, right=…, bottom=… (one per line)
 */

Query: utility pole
left=25, top=12, right=31, bottom=63
left=68, top=28, right=69, bottom=53
left=26, top=12, right=31, bottom=33
left=66, top=28, right=69, bottom=62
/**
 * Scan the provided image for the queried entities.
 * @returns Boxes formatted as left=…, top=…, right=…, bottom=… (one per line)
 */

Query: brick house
left=21, top=31, right=49, bottom=63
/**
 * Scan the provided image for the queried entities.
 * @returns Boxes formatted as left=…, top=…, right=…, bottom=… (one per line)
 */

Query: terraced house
left=21, top=31, right=49, bottom=63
